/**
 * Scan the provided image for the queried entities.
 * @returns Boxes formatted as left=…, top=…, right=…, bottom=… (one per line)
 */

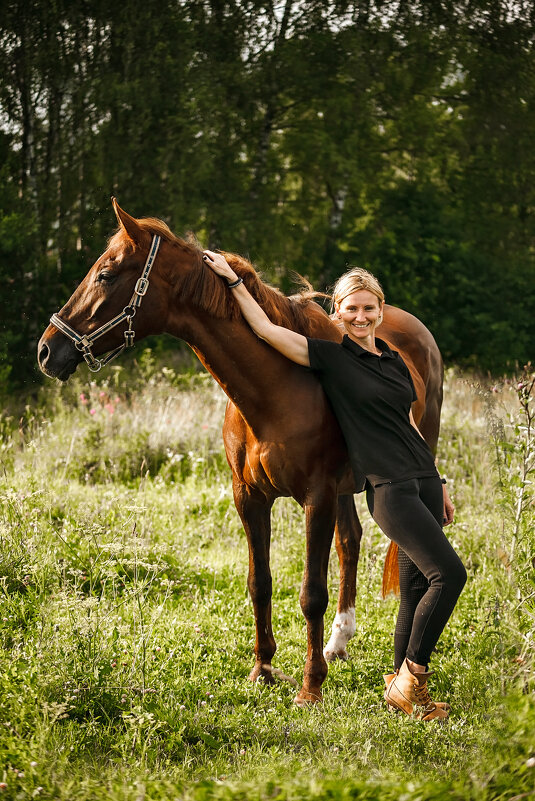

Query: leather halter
left=50, top=235, right=161, bottom=372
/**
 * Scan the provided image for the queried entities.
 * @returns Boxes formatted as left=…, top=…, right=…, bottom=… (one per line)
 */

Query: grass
left=0, top=355, right=533, bottom=800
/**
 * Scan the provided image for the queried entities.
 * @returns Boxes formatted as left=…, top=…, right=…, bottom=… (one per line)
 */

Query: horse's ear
left=111, top=198, right=148, bottom=248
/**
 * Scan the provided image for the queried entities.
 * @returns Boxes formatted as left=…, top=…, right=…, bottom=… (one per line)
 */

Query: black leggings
left=366, top=476, right=467, bottom=669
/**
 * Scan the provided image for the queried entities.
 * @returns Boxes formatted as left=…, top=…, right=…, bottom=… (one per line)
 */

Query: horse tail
left=382, top=542, right=400, bottom=598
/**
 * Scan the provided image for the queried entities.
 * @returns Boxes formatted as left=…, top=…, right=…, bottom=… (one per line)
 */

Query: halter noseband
left=50, top=235, right=161, bottom=373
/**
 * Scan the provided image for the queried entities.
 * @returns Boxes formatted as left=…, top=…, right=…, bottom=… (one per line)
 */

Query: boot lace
left=414, top=680, right=435, bottom=710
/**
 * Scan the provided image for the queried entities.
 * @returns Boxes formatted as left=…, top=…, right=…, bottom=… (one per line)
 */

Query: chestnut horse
left=37, top=200, right=443, bottom=705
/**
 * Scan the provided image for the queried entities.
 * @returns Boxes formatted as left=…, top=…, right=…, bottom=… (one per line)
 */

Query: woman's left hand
left=442, top=485, right=454, bottom=526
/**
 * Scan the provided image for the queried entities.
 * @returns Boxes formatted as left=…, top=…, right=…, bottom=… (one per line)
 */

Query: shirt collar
left=342, top=335, right=395, bottom=359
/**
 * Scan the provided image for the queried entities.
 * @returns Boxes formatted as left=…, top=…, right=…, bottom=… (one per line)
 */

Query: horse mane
left=115, top=217, right=331, bottom=337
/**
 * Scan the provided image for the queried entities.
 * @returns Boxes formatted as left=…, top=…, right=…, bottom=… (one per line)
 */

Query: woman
left=203, top=250, right=466, bottom=721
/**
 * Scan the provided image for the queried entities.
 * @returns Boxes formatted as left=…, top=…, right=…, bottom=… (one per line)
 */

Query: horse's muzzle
left=37, top=329, right=82, bottom=381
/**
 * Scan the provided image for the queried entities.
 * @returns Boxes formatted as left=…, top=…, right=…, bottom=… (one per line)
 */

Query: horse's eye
left=97, top=271, right=115, bottom=284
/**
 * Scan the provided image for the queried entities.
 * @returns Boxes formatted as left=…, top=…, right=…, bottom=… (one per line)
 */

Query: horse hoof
left=293, top=689, right=322, bottom=707
left=324, top=648, right=349, bottom=663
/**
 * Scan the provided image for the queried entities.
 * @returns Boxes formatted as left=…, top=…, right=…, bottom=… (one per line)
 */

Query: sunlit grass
left=0, top=359, right=533, bottom=800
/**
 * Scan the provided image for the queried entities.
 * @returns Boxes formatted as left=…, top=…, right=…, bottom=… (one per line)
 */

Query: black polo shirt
left=307, top=335, right=439, bottom=491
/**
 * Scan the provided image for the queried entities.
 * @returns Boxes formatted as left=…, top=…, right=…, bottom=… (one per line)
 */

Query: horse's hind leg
left=295, top=489, right=337, bottom=706
left=233, top=479, right=277, bottom=684
left=324, top=494, right=362, bottom=662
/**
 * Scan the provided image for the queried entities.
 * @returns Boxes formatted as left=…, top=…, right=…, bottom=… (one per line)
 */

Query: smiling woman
left=332, top=267, right=385, bottom=355
left=204, top=251, right=466, bottom=721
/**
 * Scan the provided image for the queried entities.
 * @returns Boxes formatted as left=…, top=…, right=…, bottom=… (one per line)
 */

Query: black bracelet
left=227, top=276, right=243, bottom=289
left=440, top=477, right=447, bottom=484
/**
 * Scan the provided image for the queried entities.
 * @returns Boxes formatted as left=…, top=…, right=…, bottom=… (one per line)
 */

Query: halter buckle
left=134, top=277, right=149, bottom=296
left=124, top=329, right=136, bottom=347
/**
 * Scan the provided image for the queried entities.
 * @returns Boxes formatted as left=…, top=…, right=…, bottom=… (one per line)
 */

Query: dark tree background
left=1, top=0, right=534, bottom=392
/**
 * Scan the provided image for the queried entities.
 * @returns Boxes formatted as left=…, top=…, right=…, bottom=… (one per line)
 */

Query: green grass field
left=0, top=355, right=533, bottom=800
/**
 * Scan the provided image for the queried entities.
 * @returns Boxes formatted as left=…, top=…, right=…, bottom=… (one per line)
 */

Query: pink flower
left=104, top=403, right=114, bottom=415
left=89, top=409, right=96, bottom=415
left=99, top=391, right=106, bottom=398
left=79, top=393, right=88, bottom=404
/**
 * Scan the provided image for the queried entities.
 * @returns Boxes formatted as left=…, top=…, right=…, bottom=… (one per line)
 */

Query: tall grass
left=0, top=357, right=533, bottom=800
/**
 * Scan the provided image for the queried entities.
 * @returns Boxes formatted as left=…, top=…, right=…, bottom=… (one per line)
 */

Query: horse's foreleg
left=233, top=479, right=277, bottom=684
left=295, top=490, right=337, bottom=706
left=324, top=494, right=362, bottom=662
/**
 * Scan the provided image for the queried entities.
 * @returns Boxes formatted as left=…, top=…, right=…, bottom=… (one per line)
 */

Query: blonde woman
left=203, top=250, right=466, bottom=720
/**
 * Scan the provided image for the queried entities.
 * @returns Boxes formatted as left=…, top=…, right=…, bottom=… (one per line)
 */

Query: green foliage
left=0, top=366, right=533, bottom=798
left=1, top=1, right=535, bottom=395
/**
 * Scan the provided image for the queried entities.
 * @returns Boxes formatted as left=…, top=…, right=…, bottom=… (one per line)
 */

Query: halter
left=50, top=235, right=161, bottom=372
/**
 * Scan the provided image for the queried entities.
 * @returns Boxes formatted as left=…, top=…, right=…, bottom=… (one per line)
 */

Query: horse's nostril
left=38, top=342, right=50, bottom=366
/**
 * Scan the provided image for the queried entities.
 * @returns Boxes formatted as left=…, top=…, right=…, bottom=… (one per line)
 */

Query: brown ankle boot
left=384, top=660, right=449, bottom=721
left=383, top=672, right=451, bottom=714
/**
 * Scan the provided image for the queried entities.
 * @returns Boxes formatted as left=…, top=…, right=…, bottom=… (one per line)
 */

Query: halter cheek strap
left=50, top=235, right=161, bottom=372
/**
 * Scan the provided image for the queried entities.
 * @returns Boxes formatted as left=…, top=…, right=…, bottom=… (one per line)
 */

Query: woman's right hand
left=203, top=250, right=238, bottom=283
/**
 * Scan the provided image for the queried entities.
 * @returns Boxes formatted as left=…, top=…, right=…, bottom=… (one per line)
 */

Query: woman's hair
left=332, top=266, right=384, bottom=309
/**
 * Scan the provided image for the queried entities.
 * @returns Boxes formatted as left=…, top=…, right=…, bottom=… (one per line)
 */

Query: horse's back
left=379, top=305, right=443, bottom=451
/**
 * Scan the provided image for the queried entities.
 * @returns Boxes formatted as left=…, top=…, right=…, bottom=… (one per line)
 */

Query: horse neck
left=166, top=303, right=294, bottom=430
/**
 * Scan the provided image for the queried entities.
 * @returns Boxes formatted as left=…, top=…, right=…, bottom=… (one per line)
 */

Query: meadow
left=0, top=352, right=533, bottom=801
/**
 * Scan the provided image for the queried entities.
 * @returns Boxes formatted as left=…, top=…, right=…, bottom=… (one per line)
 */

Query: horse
left=37, top=199, right=443, bottom=706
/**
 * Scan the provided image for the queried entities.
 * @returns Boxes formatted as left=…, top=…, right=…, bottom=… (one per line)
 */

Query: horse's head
left=38, top=200, right=175, bottom=381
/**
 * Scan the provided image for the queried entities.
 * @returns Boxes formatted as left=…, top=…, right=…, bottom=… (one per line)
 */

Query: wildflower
left=179, top=704, right=186, bottom=710
left=111, top=661, right=117, bottom=668
left=201, top=701, right=207, bottom=706
left=527, top=757, right=535, bottom=768
left=30, top=762, right=37, bottom=767
left=79, top=393, right=88, bottom=405
left=239, top=748, right=246, bottom=755
left=89, top=409, right=96, bottom=416
left=104, top=403, right=114, bottom=415
left=0, top=783, right=6, bottom=790
left=99, top=391, right=107, bottom=399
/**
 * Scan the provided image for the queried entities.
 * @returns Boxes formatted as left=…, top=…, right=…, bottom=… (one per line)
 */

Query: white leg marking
left=323, top=607, right=356, bottom=662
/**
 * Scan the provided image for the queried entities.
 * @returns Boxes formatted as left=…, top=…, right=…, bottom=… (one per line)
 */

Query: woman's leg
left=395, top=550, right=429, bottom=670
left=367, top=476, right=466, bottom=667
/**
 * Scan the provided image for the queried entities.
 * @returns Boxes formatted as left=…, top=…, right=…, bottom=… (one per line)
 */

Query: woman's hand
left=203, top=250, right=238, bottom=283
left=442, top=485, right=454, bottom=526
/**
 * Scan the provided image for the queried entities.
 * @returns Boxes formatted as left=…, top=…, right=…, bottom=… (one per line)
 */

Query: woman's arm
left=409, top=410, right=454, bottom=526
left=203, top=250, right=310, bottom=367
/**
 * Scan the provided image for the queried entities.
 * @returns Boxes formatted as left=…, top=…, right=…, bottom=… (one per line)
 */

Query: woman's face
left=335, top=289, right=384, bottom=343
